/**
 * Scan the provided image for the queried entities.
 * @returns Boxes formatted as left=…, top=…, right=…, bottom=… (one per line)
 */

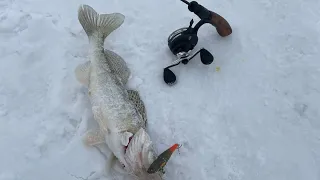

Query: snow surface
left=1, top=0, right=320, bottom=179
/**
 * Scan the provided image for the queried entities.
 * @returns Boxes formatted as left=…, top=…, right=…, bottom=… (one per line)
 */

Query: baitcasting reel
left=163, top=0, right=232, bottom=85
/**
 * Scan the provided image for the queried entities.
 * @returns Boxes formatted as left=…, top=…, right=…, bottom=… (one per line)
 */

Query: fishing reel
left=163, top=0, right=232, bottom=85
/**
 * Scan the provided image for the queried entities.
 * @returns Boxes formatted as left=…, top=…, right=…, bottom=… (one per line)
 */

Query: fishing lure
left=147, top=143, right=181, bottom=174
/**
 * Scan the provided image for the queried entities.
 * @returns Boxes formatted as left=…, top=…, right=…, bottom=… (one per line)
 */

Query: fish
left=147, top=143, right=180, bottom=174
left=74, top=4, right=167, bottom=179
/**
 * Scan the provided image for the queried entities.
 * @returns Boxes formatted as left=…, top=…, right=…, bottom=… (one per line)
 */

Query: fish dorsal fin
left=104, top=49, right=131, bottom=85
left=127, top=90, right=147, bottom=127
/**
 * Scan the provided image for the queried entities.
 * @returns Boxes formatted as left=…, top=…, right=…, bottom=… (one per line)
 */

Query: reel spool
left=163, top=0, right=232, bottom=85
left=168, top=26, right=198, bottom=56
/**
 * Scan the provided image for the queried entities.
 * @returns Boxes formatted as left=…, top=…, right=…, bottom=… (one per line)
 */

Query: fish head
left=123, top=128, right=164, bottom=180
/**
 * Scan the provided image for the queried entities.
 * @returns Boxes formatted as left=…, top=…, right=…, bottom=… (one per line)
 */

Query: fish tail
left=78, top=4, right=125, bottom=42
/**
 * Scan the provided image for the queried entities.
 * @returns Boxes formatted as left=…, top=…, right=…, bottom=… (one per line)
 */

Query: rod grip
left=208, top=11, right=232, bottom=37
left=187, top=1, right=232, bottom=37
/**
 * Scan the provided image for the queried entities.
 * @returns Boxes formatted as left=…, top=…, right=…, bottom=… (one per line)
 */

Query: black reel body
left=168, top=27, right=198, bottom=55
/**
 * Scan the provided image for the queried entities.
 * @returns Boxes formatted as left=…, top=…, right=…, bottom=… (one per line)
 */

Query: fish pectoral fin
left=75, top=61, right=90, bottom=87
left=127, top=90, right=147, bottom=126
left=83, top=129, right=105, bottom=146
left=104, top=49, right=131, bottom=85
left=121, top=131, right=133, bottom=146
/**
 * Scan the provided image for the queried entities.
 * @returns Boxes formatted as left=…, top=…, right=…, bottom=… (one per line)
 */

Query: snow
left=1, top=0, right=320, bottom=179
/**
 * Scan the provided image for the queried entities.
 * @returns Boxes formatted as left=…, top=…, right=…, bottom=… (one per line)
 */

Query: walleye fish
left=74, top=4, right=164, bottom=179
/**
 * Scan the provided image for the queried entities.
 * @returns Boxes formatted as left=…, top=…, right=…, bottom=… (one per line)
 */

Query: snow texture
left=0, top=0, right=320, bottom=179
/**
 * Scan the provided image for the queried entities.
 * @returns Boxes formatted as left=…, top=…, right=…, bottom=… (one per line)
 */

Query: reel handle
left=182, top=0, right=232, bottom=37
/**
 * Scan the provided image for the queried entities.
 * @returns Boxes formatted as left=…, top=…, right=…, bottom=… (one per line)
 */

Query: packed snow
left=1, top=0, right=320, bottom=179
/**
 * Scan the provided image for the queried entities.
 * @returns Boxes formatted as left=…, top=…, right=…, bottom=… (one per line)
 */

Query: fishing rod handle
left=187, top=1, right=232, bottom=37
left=208, top=10, right=232, bottom=37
